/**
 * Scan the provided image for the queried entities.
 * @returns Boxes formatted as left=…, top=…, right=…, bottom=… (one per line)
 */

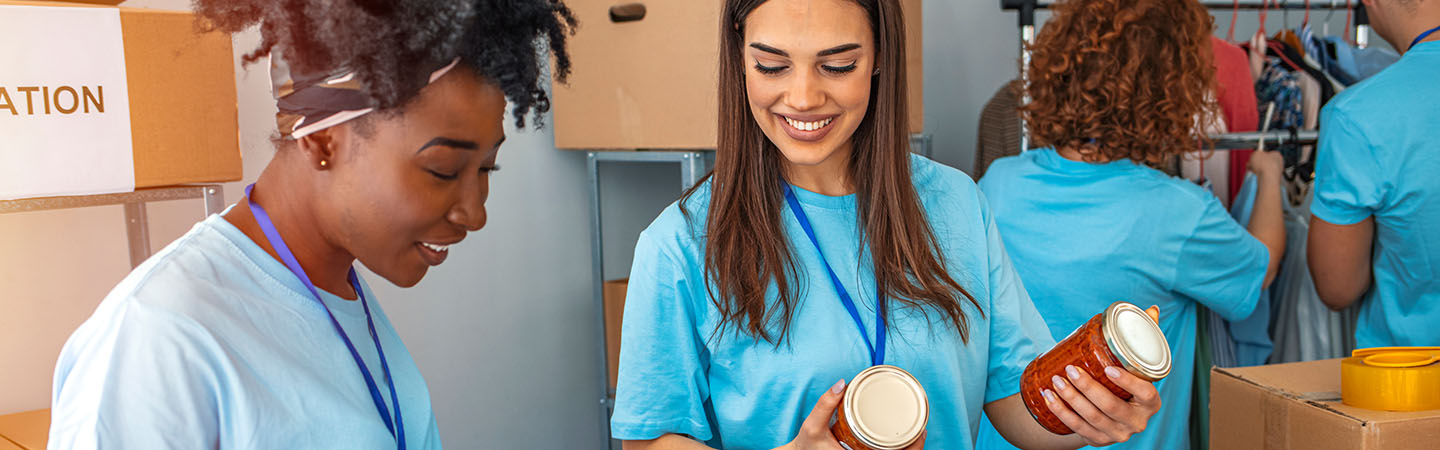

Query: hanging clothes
left=1213, top=36, right=1261, bottom=205
left=1324, top=35, right=1401, bottom=84
left=1267, top=187, right=1360, bottom=362
left=974, top=79, right=1023, bottom=179
left=1224, top=172, right=1276, bottom=367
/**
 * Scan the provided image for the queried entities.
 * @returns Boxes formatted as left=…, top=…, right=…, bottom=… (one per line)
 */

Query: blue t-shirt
left=50, top=212, right=442, bottom=449
left=973, top=149, right=1267, bottom=450
left=610, top=155, right=1056, bottom=449
left=1311, top=40, right=1440, bottom=348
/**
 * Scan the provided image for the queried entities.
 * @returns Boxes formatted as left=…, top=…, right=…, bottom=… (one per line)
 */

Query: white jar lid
left=1102, top=302, right=1171, bottom=380
left=845, top=365, right=928, bottom=450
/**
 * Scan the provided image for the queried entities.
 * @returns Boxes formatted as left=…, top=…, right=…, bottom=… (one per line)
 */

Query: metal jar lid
left=1101, top=301, right=1171, bottom=381
left=844, top=365, right=929, bottom=450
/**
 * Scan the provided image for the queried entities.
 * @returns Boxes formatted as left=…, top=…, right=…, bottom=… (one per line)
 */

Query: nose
left=447, top=177, right=489, bottom=232
left=784, top=67, right=825, bottom=112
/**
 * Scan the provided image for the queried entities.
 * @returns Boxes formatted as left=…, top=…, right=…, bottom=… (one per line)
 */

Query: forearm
left=1247, top=169, right=1287, bottom=289
left=983, top=394, right=1085, bottom=450
left=622, top=434, right=716, bottom=450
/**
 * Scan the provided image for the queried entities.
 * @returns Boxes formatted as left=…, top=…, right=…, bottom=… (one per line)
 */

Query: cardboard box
left=552, top=0, right=923, bottom=150
left=604, top=278, right=628, bottom=391
left=0, top=0, right=240, bottom=200
left=0, top=409, right=48, bottom=450
left=1211, top=359, right=1440, bottom=450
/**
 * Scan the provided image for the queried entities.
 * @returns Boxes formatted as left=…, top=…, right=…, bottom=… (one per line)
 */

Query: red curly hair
left=1023, top=0, right=1217, bottom=165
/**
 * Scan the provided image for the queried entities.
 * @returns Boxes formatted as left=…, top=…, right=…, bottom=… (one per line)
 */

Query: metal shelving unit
left=1, top=185, right=226, bottom=267
left=585, top=135, right=932, bottom=446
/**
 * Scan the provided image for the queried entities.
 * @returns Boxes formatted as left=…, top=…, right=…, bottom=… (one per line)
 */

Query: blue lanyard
left=245, top=184, right=406, bottom=449
left=782, top=184, right=886, bottom=366
left=1412, top=25, right=1440, bottom=52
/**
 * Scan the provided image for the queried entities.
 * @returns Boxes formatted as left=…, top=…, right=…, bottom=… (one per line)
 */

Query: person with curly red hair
left=973, top=0, right=1288, bottom=449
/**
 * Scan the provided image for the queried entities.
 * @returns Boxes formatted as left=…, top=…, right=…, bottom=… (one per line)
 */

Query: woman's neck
left=224, top=163, right=359, bottom=300
left=1057, top=146, right=1111, bottom=163
left=783, top=144, right=856, bottom=196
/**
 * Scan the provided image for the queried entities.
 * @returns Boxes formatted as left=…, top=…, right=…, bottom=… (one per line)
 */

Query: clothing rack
left=1001, top=0, right=1368, bottom=154
left=1210, top=129, right=1317, bottom=150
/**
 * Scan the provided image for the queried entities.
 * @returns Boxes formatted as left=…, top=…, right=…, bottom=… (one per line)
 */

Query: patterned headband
left=269, top=48, right=460, bottom=139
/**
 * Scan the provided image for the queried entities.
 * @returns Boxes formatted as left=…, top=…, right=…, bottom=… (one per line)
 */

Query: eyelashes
left=752, top=62, right=860, bottom=75
left=427, top=165, right=500, bottom=181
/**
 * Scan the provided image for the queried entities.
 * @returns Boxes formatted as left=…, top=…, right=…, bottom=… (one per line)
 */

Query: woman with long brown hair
left=610, top=0, right=1159, bottom=448
left=974, top=0, right=1287, bottom=449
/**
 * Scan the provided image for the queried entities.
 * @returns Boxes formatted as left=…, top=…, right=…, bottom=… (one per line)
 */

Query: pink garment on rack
left=1213, top=36, right=1260, bottom=204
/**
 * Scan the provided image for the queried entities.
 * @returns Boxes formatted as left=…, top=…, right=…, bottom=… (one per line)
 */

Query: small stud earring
left=873, top=67, right=881, bottom=76
left=319, top=160, right=328, bottom=168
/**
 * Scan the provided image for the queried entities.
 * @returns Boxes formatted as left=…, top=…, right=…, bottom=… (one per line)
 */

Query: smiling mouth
left=416, top=241, right=454, bottom=266
left=782, top=116, right=834, bottom=131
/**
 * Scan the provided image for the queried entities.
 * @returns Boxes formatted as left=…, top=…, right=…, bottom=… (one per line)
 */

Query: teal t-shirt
left=50, top=212, right=442, bottom=449
left=973, top=148, right=1267, bottom=450
left=610, top=155, right=1056, bottom=449
left=1311, top=40, right=1440, bottom=348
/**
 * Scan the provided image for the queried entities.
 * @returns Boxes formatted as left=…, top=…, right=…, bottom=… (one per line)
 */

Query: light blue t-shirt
left=610, top=155, right=1056, bottom=449
left=973, top=149, right=1268, bottom=450
left=50, top=212, right=442, bottom=449
left=1311, top=40, right=1440, bottom=348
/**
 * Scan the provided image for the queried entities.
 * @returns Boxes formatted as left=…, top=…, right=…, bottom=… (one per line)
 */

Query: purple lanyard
left=783, top=184, right=887, bottom=366
left=244, top=184, right=405, bottom=449
left=1411, top=25, right=1440, bottom=52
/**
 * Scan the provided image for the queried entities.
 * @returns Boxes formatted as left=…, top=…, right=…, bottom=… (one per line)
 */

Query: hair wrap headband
left=269, top=48, right=460, bottom=139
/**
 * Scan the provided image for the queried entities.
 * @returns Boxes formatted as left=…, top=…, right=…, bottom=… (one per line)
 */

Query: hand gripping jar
left=831, top=365, right=929, bottom=450
left=1020, top=301, right=1171, bottom=435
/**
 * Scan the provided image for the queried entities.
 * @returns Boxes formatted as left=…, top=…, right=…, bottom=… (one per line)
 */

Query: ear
left=294, top=128, right=340, bottom=171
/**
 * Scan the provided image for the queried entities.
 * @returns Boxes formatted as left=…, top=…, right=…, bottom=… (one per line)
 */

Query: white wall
left=0, top=1, right=1382, bottom=449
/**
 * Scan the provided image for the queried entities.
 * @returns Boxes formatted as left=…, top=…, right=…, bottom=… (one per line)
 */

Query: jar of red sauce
left=831, top=365, right=928, bottom=450
left=1020, top=301, right=1170, bottom=435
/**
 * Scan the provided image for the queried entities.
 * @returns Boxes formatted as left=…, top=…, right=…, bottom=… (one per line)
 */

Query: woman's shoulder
left=637, top=179, right=712, bottom=259
left=911, top=153, right=981, bottom=201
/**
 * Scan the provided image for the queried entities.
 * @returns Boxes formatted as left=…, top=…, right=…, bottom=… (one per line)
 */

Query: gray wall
left=0, top=1, right=1381, bottom=449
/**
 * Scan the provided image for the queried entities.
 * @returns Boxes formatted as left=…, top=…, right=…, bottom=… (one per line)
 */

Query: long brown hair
left=683, top=0, right=981, bottom=345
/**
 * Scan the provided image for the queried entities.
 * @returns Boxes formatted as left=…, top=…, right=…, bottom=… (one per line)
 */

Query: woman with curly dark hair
left=47, top=1, right=572, bottom=448
left=975, top=0, right=1286, bottom=449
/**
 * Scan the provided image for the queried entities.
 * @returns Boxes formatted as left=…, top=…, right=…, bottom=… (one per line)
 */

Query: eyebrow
left=748, top=42, right=863, bottom=58
left=415, top=137, right=479, bottom=154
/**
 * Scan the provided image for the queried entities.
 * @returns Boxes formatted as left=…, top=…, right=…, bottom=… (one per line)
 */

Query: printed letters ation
left=0, top=85, right=104, bottom=116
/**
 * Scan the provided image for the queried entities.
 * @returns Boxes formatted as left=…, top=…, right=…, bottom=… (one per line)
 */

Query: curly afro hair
left=1022, top=0, right=1216, bottom=166
left=192, top=0, right=575, bottom=129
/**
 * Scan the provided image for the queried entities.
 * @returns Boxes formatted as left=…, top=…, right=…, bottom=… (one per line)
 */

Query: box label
left=0, top=5, right=134, bottom=200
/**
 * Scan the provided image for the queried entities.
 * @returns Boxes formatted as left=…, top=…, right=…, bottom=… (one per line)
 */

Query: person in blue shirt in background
left=48, top=1, right=574, bottom=448
left=611, top=0, right=1163, bottom=449
left=973, top=0, right=1289, bottom=449
left=1308, top=0, right=1440, bottom=348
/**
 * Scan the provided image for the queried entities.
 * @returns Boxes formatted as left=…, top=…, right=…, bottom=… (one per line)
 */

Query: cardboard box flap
left=0, top=409, right=48, bottom=450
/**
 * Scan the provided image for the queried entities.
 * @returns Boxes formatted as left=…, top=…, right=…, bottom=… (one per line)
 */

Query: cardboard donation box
left=604, top=279, right=628, bottom=390
left=551, top=0, right=924, bottom=150
left=1211, top=359, right=1440, bottom=450
left=0, top=409, right=48, bottom=450
left=0, top=0, right=241, bottom=200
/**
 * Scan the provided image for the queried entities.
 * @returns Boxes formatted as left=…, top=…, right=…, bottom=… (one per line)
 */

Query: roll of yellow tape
left=1340, top=347, right=1440, bottom=412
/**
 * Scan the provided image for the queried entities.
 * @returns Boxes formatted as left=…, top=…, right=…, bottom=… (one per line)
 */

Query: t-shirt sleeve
left=1172, top=194, right=1269, bottom=321
left=1312, top=105, right=1387, bottom=225
left=981, top=194, right=1058, bottom=404
left=49, top=302, right=222, bottom=449
left=609, top=229, right=714, bottom=442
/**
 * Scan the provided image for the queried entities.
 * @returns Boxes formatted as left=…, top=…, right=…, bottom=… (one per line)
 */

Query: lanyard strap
left=1412, top=25, right=1440, bottom=52
left=245, top=185, right=406, bottom=449
left=782, top=184, right=886, bottom=366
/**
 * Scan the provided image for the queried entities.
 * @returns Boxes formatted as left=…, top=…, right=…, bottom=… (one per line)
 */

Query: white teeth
left=421, top=242, right=449, bottom=252
left=783, top=116, right=833, bottom=132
